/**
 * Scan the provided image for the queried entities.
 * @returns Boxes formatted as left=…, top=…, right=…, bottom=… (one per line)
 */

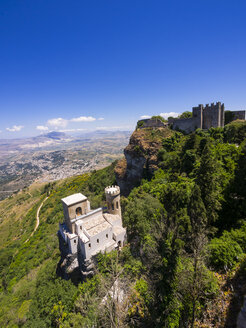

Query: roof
left=61, top=193, right=87, bottom=206
left=103, top=213, right=121, bottom=225
left=80, top=212, right=112, bottom=237
left=87, top=221, right=111, bottom=237
left=78, top=231, right=89, bottom=243
left=113, top=225, right=126, bottom=236
left=82, top=212, right=105, bottom=230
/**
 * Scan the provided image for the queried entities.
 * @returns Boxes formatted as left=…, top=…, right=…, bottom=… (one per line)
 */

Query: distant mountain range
left=0, top=131, right=73, bottom=156
left=0, top=130, right=132, bottom=157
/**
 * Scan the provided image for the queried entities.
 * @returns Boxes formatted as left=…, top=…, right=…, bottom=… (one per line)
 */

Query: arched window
left=116, top=201, right=119, bottom=209
left=76, top=207, right=82, bottom=216
left=112, top=203, right=114, bottom=210
left=97, top=239, right=99, bottom=243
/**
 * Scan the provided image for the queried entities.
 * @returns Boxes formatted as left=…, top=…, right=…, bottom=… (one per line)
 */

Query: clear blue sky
left=1, top=0, right=246, bottom=138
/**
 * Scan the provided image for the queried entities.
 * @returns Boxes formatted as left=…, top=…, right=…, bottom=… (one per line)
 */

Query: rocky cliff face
left=115, top=127, right=172, bottom=195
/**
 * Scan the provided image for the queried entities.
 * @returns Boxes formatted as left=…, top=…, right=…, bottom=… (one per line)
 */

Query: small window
left=97, top=239, right=99, bottom=243
left=74, top=240, right=76, bottom=244
left=112, top=203, right=114, bottom=210
left=88, top=243, right=91, bottom=248
left=116, top=201, right=119, bottom=209
left=80, top=226, right=82, bottom=230
left=106, top=234, right=108, bottom=238
left=76, top=207, right=82, bottom=216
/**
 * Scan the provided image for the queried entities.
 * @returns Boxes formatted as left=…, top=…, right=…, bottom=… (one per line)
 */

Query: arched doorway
left=76, top=207, right=82, bottom=216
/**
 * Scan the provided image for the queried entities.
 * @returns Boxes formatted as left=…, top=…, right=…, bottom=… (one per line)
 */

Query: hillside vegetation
left=0, top=120, right=245, bottom=327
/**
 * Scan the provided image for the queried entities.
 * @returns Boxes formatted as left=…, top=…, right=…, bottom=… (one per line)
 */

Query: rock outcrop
left=115, top=127, right=172, bottom=195
left=237, top=296, right=246, bottom=328
left=57, top=230, right=97, bottom=282
left=56, top=231, right=82, bottom=283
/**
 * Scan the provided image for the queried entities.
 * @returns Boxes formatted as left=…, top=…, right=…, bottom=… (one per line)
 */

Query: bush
left=137, top=120, right=144, bottom=128
left=209, top=236, right=243, bottom=271
left=178, top=111, right=192, bottom=119
left=224, top=120, right=246, bottom=144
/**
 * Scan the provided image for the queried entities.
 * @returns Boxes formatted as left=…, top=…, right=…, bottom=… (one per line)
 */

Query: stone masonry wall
left=231, top=111, right=246, bottom=121
left=169, top=102, right=226, bottom=133
left=202, top=103, right=224, bottom=129
left=138, top=118, right=166, bottom=129
left=172, top=117, right=196, bottom=133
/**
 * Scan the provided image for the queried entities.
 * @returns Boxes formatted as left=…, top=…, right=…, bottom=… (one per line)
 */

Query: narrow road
left=24, top=196, right=48, bottom=243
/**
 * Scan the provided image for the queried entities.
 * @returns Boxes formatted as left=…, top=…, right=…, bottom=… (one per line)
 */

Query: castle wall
left=221, top=104, right=225, bottom=127
left=169, top=102, right=230, bottom=133
left=202, top=103, right=224, bottom=129
left=62, top=204, right=71, bottom=231
left=138, top=118, right=166, bottom=129
left=112, top=228, right=125, bottom=246
left=192, top=105, right=203, bottom=129
left=231, top=110, right=246, bottom=121
left=78, top=239, right=86, bottom=259
left=83, top=226, right=113, bottom=260
left=203, top=106, right=215, bottom=129
left=172, top=117, right=196, bottom=133
left=68, top=235, right=78, bottom=254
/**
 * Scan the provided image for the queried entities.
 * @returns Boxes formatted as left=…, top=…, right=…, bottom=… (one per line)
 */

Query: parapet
left=105, top=185, right=120, bottom=195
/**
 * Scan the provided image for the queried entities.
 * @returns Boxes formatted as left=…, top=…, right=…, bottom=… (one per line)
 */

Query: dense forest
left=0, top=120, right=246, bottom=327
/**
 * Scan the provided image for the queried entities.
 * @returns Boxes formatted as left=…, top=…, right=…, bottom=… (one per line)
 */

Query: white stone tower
left=61, top=193, right=90, bottom=233
left=105, top=185, right=121, bottom=218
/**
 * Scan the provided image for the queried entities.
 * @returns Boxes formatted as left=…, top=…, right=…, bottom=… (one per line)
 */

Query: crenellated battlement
left=105, top=185, right=120, bottom=195
left=168, top=101, right=234, bottom=133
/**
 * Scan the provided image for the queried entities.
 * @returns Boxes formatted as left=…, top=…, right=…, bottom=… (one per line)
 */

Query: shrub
left=209, top=236, right=243, bottom=271
left=224, top=120, right=246, bottom=144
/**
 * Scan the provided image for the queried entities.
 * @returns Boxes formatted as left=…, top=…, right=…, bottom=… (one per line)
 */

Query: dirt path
left=24, top=196, right=48, bottom=243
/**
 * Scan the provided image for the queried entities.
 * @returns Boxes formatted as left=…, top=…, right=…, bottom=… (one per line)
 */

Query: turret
left=61, top=193, right=90, bottom=233
left=105, top=185, right=121, bottom=218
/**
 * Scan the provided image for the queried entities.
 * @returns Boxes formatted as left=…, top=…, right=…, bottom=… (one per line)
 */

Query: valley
left=0, top=131, right=131, bottom=200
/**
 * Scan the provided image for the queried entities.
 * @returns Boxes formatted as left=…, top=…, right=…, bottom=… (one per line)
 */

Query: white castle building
left=59, top=186, right=126, bottom=263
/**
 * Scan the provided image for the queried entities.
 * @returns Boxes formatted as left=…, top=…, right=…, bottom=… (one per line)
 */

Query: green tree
left=196, top=142, right=223, bottom=223
left=179, top=111, right=192, bottom=119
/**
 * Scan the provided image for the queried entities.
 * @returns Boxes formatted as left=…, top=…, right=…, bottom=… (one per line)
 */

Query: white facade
left=59, top=186, right=126, bottom=262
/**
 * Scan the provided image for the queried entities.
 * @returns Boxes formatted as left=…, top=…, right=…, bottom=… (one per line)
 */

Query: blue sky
left=1, top=0, right=246, bottom=138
